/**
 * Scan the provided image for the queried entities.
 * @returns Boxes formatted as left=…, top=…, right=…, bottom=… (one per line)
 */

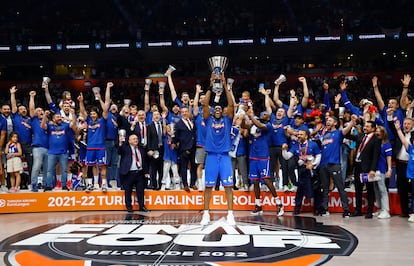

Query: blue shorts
left=205, top=153, right=233, bottom=187
left=86, top=149, right=107, bottom=166
left=248, top=159, right=270, bottom=180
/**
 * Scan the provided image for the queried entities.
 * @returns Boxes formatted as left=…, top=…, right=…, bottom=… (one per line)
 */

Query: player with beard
left=319, top=114, right=357, bottom=217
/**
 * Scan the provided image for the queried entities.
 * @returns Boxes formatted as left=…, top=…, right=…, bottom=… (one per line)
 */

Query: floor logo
left=0, top=213, right=358, bottom=265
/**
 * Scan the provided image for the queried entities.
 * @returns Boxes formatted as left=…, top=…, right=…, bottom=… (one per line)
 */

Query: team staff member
left=119, top=133, right=149, bottom=213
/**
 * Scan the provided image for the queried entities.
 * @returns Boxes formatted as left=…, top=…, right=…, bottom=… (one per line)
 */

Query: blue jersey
left=106, top=112, right=118, bottom=140
left=31, top=117, right=49, bottom=149
left=249, top=123, right=272, bottom=159
left=204, top=116, right=232, bottom=153
left=236, top=136, right=248, bottom=156
left=163, top=134, right=178, bottom=163
left=269, top=113, right=288, bottom=146
left=87, top=116, right=106, bottom=149
left=407, top=145, right=414, bottom=179
left=195, top=114, right=207, bottom=147
left=320, top=129, right=343, bottom=166
left=12, top=113, right=32, bottom=144
left=167, top=111, right=181, bottom=125
left=377, top=142, right=392, bottom=174
left=47, top=122, right=71, bottom=154
left=288, top=140, right=321, bottom=161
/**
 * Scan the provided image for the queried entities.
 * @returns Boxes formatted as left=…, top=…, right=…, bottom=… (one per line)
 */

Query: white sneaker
left=275, top=197, right=284, bottom=216
left=373, top=212, right=380, bottom=217
left=102, top=184, right=108, bottom=192
left=85, top=184, right=94, bottom=192
left=377, top=210, right=391, bottom=219
left=283, top=185, right=289, bottom=192
left=226, top=213, right=236, bottom=226
left=200, top=212, right=210, bottom=226
left=94, top=184, right=100, bottom=190
left=408, top=214, right=414, bottom=223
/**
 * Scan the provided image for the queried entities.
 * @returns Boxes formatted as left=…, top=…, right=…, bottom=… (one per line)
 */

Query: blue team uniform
left=320, top=129, right=343, bottom=166
left=204, top=116, right=233, bottom=187
left=249, top=123, right=272, bottom=180
left=86, top=116, right=107, bottom=166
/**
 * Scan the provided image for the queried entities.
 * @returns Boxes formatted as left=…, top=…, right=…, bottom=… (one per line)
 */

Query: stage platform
left=0, top=189, right=402, bottom=214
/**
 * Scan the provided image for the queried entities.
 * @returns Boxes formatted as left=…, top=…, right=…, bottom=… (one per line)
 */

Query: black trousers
left=122, top=170, right=146, bottom=210
left=396, top=161, right=410, bottom=215
left=149, top=150, right=164, bottom=189
left=354, top=162, right=375, bottom=214
left=179, top=149, right=197, bottom=187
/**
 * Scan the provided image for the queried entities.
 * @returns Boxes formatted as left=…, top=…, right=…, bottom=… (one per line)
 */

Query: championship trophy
left=274, top=74, right=287, bottom=85
left=42, top=77, right=51, bottom=89
left=92, top=87, right=101, bottom=100
left=123, top=99, right=131, bottom=106
left=145, top=78, right=152, bottom=85
left=208, top=56, right=228, bottom=93
left=164, top=65, right=176, bottom=76
left=158, top=81, right=166, bottom=89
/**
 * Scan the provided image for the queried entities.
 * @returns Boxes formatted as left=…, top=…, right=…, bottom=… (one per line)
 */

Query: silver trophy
left=92, top=87, right=101, bottom=100
left=123, top=99, right=131, bottom=106
left=274, top=74, right=287, bottom=85
left=208, top=56, right=228, bottom=93
left=118, top=129, right=126, bottom=142
left=42, top=77, right=51, bottom=89
left=145, top=78, right=152, bottom=85
left=158, top=81, right=166, bottom=89
left=164, top=65, right=176, bottom=76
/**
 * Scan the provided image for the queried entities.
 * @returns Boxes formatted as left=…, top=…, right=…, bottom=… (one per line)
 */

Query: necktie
left=187, top=119, right=192, bottom=130
left=157, top=122, right=162, bottom=145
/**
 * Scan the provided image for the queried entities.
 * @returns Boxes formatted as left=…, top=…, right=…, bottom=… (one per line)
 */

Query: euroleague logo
left=0, top=213, right=357, bottom=265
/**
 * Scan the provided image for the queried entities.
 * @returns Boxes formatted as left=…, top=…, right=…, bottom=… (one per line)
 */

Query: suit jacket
left=355, top=132, right=381, bottom=173
left=118, top=142, right=149, bottom=176
left=172, top=118, right=196, bottom=153
left=131, top=121, right=148, bottom=149
left=147, top=121, right=164, bottom=151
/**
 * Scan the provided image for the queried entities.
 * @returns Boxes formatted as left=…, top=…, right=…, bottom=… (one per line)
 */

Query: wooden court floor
left=0, top=210, right=412, bottom=266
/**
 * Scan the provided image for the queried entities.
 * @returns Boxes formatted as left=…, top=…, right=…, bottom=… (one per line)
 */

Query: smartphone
left=259, top=83, right=264, bottom=89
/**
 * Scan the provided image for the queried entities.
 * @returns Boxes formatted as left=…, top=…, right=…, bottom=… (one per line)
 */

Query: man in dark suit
left=173, top=106, right=197, bottom=192
left=147, top=110, right=164, bottom=190
left=352, top=120, right=381, bottom=218
left=119, top=133, right=150, bottom=213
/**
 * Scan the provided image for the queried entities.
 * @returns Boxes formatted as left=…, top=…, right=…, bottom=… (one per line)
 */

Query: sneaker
left=0, top=186, right=8, bottom=192
left=94, top=184, right=100, bottom=190
left=283, top=185, right=289, bottom=192
left=86, top=184, right=94, bottom=192
left=54, top=180, right=62, bottom=190
left=373, top=212, right=380, bottom=217
left=275, top=197, right=284, bottom=217
left=43, top=186, right=53, bottom=192
left=250, top=205, right=263, bottom=216
left=200, top=212, right=210, bottom=226
left=408, top=214, right=414, bottom=223
left=343, top=211, right=351, bottom=218
left=62, top=186, right=71, bottom=191
left=320, top=210, right=330, bottom=217
left=377, top=210, right=391, bottom=219
left=226, top=213, right=236, bottom=226
left=102, top=184, right=108, bottom=192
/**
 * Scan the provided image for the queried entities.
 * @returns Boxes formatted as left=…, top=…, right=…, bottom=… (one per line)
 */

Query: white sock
left=255, top=199, right=261, bottom=206
left=228, top=210, right=233, bottom=216
left=204, top=210, right=209, bottom=215
left=87, top=178, right=92, bottom=185
left=93, top=175, right=99, bottom=184
left=102, top=179, right=107, bottom=185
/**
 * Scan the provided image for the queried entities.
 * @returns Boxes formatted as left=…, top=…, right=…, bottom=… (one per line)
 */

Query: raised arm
left=273, top=82, right=283, bottom=108
left=323, top=81, right=331, bottom=111
left=203, top=90, right=212, bottom=120
left=372, top=76, right=385, bottom=111
left=144, top=81, right=150, bottom=113
left=193, top=84, right=202, bottom=116
left=158, top=84, right=168, bottom=114
left=341, top=114, right=357, bottom=135
left=10, top=86, right=17, bottom=114
left=400, top=74, right=411, bottom=110
left=78, top=93, right=87, bottom=119
left=29, top=90, right=36, bottom=118
left=44, top=83, right=53, bottom=104
left=340, top=81, right=360, bottom=116
left=101, top=84, right=111, bottom=120
left=261, top=89, right=273, bottom=115
left=40, top=110, right=50, bottom=130
left=299, top=76, right=309, bottom=108
left=223, top=74, right=234, bottom=119
left=395, top=119, right=409, bottom=151
left=167, top=70, right=178, bottom=102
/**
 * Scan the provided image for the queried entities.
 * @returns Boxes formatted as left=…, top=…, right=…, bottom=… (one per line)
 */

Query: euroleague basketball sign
left=0, top=213, right=357, bottom=265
